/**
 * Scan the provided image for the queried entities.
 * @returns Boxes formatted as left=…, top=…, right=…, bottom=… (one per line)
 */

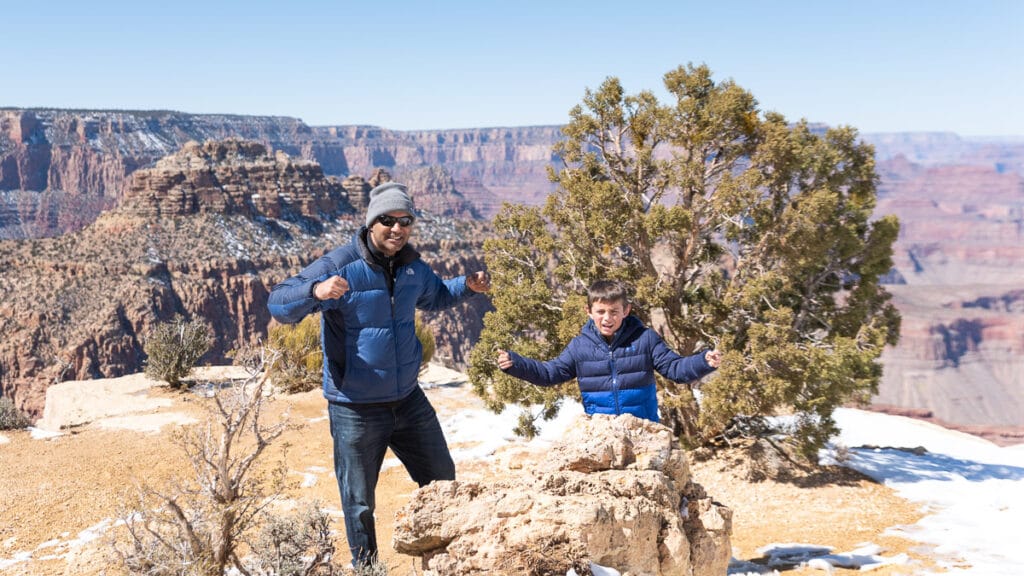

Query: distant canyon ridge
left=1, top=108, right=1022, bottom=438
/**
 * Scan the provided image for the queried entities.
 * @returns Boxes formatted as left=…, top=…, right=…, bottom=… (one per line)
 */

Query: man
left=267, top=181, right=490, bottom=567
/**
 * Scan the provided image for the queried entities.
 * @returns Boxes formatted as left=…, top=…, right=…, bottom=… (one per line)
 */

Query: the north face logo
left=405, top=269, right=415, bottom=275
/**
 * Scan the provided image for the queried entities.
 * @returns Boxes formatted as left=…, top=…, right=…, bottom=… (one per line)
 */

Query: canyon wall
left=867, top=141, right=1024, bottom=428
left=0, top=109, right=557, bottom=238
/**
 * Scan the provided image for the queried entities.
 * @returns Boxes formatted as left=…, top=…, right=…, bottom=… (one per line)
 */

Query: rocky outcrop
left=864, top=132, right=1024, bottom=174
left=402, top=165, right=480, bottom=220
left=393, top=413, right=732, bottom=576
left=121, top=138, right=351, bottom=219
left=315, top=125, right=561, bottom=216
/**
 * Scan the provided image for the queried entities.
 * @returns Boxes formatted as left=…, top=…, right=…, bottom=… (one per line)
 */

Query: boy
left=497, top=279, right=721, bottom=423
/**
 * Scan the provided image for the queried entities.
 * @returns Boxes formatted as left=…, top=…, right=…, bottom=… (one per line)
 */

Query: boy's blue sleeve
left=650, top=330, right=716, bottom=383
left=502, top=348, right=576, bottom=387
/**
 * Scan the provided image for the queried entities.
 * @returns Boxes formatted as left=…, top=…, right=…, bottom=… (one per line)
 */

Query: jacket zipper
left=389, top=258, right=400, bottom=398
left=607, top=344, right=621, bottom=415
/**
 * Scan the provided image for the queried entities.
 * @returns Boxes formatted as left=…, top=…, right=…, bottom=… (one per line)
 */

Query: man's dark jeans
left=327, top=385, right=456, bottom=566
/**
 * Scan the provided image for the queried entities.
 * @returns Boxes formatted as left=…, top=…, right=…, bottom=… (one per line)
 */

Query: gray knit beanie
left=365, top=182, right=416, bottom=227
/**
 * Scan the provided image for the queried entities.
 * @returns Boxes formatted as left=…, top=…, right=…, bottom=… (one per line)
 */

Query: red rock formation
left=121, top=139, right=351, bottom=219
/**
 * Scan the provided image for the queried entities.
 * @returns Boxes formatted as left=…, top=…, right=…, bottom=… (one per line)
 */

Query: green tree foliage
left=143, top=315, right=213, bottom=389
left=268, top=313, right=437, bottom=393
left=469, top=63, right=901, bottom=456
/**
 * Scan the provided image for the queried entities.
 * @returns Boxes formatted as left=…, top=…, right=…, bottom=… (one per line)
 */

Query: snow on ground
left=822, top=408, right=1024, bottom=575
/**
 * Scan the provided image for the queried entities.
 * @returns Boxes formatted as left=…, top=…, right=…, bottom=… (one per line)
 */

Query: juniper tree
left=468, top=63, right=901, bottom=456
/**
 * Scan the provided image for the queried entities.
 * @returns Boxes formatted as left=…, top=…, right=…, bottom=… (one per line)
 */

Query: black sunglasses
left=376, top=214, right=415, bottom=228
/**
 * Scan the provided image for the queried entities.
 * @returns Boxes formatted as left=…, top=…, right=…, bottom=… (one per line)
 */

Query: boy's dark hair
left=587, top=280, right=630, bottom=308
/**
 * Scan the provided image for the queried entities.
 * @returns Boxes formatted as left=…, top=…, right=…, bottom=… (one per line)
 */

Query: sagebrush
left=143, top=315, right=212, bottom=388
left=246, top=502, right=336, bottom=576
left=0, top=396, right=31, bottom=430
left=267, top=314, right=322, bottom=393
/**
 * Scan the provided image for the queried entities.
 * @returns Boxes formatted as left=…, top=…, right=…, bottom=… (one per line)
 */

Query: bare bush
left=115, top=347, right=294, bottom=575
left=246, top=502, right=336, bottom=576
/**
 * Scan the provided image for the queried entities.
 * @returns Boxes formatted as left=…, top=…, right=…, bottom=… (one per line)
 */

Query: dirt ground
left=0, top=367, right=940, bottom=575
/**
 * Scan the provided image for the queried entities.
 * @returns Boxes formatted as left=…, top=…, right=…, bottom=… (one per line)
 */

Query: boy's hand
left=705, top=349, right=722, bottom=368
left=497, top=350, right=512, bottom=370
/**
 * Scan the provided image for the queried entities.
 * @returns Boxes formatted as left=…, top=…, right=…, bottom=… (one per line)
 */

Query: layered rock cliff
left=0, top=109, right=557, bottom=237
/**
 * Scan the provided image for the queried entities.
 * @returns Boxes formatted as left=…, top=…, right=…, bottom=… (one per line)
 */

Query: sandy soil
left=0, top=366, right=938, bottom=575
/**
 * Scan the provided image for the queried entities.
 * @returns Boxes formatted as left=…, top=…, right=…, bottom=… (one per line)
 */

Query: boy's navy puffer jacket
left=267, top=228, right=471, bottom=404
left=502, top=315, right=715, bottom=422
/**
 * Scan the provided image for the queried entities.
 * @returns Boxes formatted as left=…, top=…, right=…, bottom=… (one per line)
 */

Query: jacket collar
left=355, top=226, right=420, bottom=268
left=582, top=314, right=644, bottom=348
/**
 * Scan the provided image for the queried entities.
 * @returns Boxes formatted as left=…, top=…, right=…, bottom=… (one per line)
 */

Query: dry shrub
left=267, top=314, right=322, bottom=394
left=115, top=347, right=294, bottom=575
left=143, top=315, right=212, bottom=388
left=246, top=501, right=336, bottom=576
left=0, top=396, right=31, bottom=430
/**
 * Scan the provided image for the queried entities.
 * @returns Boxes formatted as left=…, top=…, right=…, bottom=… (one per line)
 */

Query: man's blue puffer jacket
left=267, top=228, right=471, bottom=404
left=502, top=315, right=715, bottom=422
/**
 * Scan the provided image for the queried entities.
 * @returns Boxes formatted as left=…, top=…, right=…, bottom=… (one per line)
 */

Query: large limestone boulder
left=393, top=413, right=732, bottom=575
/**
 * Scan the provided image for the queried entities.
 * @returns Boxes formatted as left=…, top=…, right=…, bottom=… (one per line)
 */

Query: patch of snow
left=567, top=564, right=621, bottom=576
left=0, top=551, right=33, bottom=570
left=28, top=427, right=63, bottom=440
left=0, top=518, right=118, bottom=568
left=296, top=466, right=329, bottom=488
left=752, top=542, right=908, bottom=572
left=828, top=408, right=1024, bottom=575
left=96, top=412, right=198, bottom=433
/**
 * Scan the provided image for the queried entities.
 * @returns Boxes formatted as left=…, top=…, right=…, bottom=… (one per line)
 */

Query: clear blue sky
left=6, top=0, right=1022, bottom=136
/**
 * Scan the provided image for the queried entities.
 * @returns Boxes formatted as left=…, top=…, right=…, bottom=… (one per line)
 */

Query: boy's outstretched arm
left=651, top=332, right=719, bottom=383
left=496, top=349, right=576, bottom=387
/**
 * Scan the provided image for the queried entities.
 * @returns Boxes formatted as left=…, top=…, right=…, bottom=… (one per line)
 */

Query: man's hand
left=705, top=349, right=722, bottom=368
left=497, top=350, right=512, bottom=370
left=314, top=276, right=349, bottom=300
left=466, top=271, right=492, bottom=293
